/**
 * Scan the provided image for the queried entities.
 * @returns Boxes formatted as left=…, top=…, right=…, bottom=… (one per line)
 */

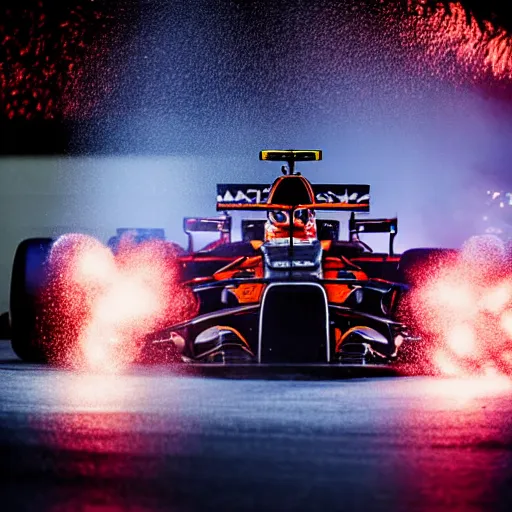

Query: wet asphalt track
left=0, top=342, right=511, bottom=512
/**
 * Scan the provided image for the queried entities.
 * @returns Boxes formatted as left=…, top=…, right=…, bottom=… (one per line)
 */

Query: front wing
left=145, top=279, right=414, bottom=366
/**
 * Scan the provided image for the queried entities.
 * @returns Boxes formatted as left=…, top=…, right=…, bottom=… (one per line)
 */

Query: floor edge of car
left=170, top=363, right=403, bottom=380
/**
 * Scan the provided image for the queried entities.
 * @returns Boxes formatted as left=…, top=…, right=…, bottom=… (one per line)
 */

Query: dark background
left=2, top=0, right=512, bottom=156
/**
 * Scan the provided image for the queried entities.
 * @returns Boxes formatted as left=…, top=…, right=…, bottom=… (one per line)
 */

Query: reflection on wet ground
left=0, top=344, right=511, bottom=511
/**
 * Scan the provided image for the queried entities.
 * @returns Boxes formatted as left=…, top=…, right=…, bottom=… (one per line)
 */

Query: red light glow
left=0, top=1, right=131, bottom=120
left=402, top=2, right=512, bottom=82
left=446, top=324, right=476, bottom=358
left=40, top=234, right=197, bottom=371
left=409, top=235, right=512, bottom=377
left=433, top=350, right=462, bottom=377
left=500, top=311, right=512, bottom=339
left=481, top=282, right=512, bottom=314
left=424, top=373, right=511, bottom=408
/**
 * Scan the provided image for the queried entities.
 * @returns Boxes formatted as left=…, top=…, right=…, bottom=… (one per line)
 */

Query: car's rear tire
left=10, top=238, right=54, bottom=362
left=397, top=248, right=458, bottom=285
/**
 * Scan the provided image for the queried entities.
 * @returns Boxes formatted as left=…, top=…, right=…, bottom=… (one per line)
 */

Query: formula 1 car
left=9, top=150, right=438, bottom=367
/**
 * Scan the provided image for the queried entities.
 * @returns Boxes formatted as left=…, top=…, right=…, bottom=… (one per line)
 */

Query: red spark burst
left=407, top=235, right=512, bottom=377
left=38, top=234, right=197, bottom=371
left=401, top=2, right=512, bottom=83
left=0, top=1, right=131, bottom=120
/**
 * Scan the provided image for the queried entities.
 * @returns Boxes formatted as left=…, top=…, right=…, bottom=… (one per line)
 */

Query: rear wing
left=216, top=184, right=370, bottom=212
left=349, top=213, right=398, bottom=255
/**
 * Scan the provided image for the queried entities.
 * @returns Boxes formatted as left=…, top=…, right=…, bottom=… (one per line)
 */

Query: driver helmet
left=264, top=207, right=317, bottom=241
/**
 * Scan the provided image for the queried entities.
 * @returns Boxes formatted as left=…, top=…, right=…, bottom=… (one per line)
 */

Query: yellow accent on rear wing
left=259, top=150, right=322, bottom=161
